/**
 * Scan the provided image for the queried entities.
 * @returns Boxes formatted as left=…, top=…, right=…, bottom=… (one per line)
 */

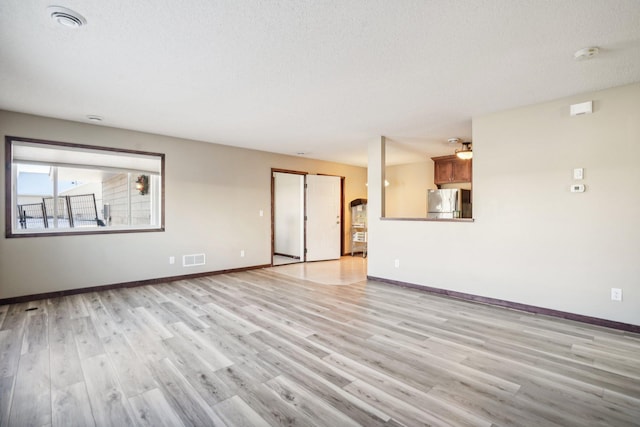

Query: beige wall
left=368, top=83, right=640, bottom=326
left=384, top=161, right=435, bottom=218
left=0, top=111, right=367, bottom=299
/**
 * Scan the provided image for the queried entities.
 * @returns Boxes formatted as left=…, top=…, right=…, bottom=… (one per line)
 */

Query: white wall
left=0, top=111, right=367, bottom=299
left=274, top=172, right=303, bottom=258
left=368, top=83, right=640, bottom=326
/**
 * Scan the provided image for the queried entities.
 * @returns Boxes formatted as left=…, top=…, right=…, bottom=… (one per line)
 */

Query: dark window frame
left=5, top=136, right=165, bottom=238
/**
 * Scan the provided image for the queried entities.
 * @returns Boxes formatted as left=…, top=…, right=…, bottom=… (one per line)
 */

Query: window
left=5, top=136, right=165, bottom=237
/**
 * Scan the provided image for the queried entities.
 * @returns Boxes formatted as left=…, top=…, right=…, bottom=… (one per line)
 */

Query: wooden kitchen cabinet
left=431, top=155, right=472, bottom=185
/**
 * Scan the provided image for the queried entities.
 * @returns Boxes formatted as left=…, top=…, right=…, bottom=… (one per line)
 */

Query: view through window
left=6, top=137, right=164, bottom=237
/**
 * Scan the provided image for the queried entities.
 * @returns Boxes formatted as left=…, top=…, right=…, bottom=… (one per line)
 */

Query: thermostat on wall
left=570, top=184, right=586, bottom=193
left=570, top=101, right=593, bottom=116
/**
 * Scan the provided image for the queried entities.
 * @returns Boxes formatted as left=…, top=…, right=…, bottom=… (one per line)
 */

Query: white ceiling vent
left=47, top=6, right=87, bottom=28
left=183, top=253, right=206, bottom=267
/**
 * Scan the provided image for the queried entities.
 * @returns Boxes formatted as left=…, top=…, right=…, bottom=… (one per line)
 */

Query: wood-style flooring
left=1, top=267, right=639, bottom=426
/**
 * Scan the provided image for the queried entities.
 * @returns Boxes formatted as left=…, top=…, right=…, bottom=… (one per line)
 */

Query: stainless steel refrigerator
left=427, top=189, right=472, bottom=219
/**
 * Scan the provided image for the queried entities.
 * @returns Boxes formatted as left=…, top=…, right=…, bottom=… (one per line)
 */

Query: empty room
left=1, top=1, right=639, bottom=426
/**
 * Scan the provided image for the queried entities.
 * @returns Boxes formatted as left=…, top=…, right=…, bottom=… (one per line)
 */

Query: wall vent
left=183, top=253, right=205, bottom=267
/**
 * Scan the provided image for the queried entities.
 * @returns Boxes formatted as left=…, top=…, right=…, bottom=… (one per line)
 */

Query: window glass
left=6, top=137, right=164, bottom=237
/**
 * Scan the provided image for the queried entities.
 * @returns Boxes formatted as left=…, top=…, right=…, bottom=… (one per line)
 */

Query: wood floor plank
left=1, top=263, right=638, bottom=426
left=161, top=301, right=210, bottom=330
left=265, top=374, right=362, bottom=427
left=251, top=330, right=356, bottom=388
left=72, top=316, right=105, bottom=360
left=236, top=382, right=319, bottom=427
left=148, top=357, right=227, bottom=426
left=258, top=349, right=390, bottom=426
left=128, top=388, right=186, bottom=427
left=241, top=304, right=316, bottom=338
left=0, top=329, right=22, bottom=379
left=344, top=379, right=454, bottom=427
left=323, top=352, right=494, bottom=427
left=161, top=336, right=236, bottom=406
left=49, top=314, right=84, bottom=390
left=132, top=307, right=174, bottom=340
left=67, top=294, right=89, bottom=319
left=80, top=354, right=136, bottom=426
left=214, top=359, right=280, bottom=396
left=8, top=348, right=51, bottom=427
left=125, top=290, right=182, bottom=327
left=20, top=312, right=48, bottom=355
left=515, top=381, right=640, bottom=426
left=0, top=375, right=15, bottom=427
left=82, top=292, right=121, bottom=339
left=167, top=322, right=233, bottom=371
left=0, top=308, right=7, bottom=331
left=214, top=395, right=271, bottom=427
left=51, top=381, right=96, bottom=427
left=199, top=302, right=262, bottom=336
left=101, top=332, right=157, bottom=397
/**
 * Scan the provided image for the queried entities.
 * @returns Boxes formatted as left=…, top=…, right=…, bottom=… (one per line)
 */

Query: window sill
left=6, top=226, right=164, bottom=238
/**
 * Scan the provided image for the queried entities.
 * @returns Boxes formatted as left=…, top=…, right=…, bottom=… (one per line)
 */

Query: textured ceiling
left=1, top=1, right=639, bottom=166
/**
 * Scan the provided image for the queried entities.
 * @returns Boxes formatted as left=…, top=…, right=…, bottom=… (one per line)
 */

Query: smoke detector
left=48, top=6, right=87, bottom=28
left=574, top=47, right=599, bottom=61
left=447, top=138, right=460, bottom=144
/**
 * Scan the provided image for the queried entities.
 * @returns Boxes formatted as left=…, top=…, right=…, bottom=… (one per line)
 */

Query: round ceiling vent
left=47, top=6, right=87, bottom=28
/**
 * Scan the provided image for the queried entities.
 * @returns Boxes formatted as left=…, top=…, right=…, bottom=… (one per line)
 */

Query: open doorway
left=272, top=171, right=305, bottom=266
left=271, top=169, right=343, bottom=266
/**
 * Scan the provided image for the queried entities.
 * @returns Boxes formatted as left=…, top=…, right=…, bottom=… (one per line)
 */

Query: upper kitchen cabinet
left=432, top=155, right=472, bottom=185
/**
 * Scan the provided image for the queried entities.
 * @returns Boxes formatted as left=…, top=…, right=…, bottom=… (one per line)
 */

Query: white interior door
left=306, top=175, right=341, bottom=261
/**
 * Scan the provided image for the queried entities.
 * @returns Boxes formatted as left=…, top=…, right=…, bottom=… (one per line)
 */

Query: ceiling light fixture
left=48, top=6, right=87, bottom=28
left=86, top=115, right=103, bottom=122
left=455, top=142, right=473, bottom=160
left=447, top=138, right=460, bottom=144
left=574, top=47, right=599, bottom=61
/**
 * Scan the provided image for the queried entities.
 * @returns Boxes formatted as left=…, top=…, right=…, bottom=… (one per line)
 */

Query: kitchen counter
left=381, top=217, right=474, bottom=222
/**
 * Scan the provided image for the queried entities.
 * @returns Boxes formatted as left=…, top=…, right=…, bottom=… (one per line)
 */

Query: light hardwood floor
left=1, top=266, right=639, bottom=426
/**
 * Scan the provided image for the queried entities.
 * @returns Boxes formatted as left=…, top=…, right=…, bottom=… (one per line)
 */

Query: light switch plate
left=573, top=168, right=584, bottom=180
left=611, top=288, right=622, bottom=301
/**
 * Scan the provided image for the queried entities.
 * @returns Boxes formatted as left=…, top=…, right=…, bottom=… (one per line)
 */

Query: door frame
left=270, top=168, right=345, bottom=266
left=271, top=168, right=306, bottom=266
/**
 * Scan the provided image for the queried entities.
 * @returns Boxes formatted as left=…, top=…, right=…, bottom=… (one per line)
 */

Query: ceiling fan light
left=455, top=142, right=473, bottom=159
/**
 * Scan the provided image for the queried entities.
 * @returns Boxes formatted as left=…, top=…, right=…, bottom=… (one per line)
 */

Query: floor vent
left=183, top=253, right=206, bottom=267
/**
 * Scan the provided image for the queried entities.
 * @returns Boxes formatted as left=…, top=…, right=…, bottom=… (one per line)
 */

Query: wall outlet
left=611, top=288, right=622, bottom=302
left=240, top=250, right=245, bottom=257
left=259, top=210, right=264, bottom=217
left=169, top=256, right=175, bottom=265
left=570, top=184, right=585, bottom=193
left=394, top=259, right=400, bottom=268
